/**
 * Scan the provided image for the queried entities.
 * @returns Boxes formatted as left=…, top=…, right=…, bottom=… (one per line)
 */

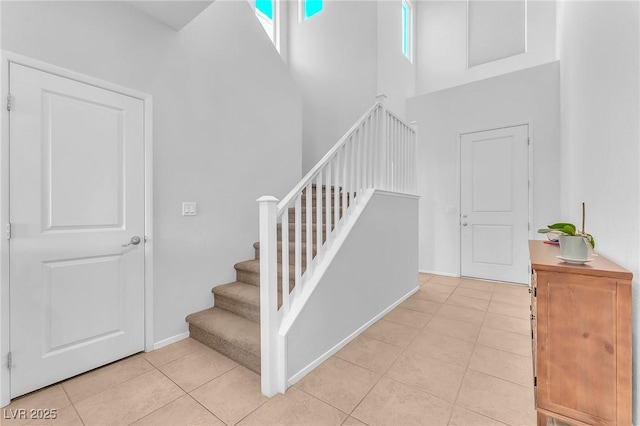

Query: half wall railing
left=257, top=95, right=417, bottom=396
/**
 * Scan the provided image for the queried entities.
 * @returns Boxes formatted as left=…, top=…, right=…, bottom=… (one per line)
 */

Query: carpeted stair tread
left=235, top=259, right=296, bottom=275
left=235, top=259, right=299, bottom=287
left=185, top=183, right=346, bottom=375
left=253, top=241, right=318, bottom=265
left=212, top=282, right=260, bottom=322
left=186, top=307, right=261, bottom=373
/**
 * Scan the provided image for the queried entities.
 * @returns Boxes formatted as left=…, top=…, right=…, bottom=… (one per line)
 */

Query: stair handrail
left=276, top=100, right=384, bottom=213
left=258, top=95, right=417, bottom=397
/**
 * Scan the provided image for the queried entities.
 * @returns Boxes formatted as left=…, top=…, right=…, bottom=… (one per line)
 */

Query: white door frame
left=0, top=51, right=154, bottom=407
left=457, top=122, right=534, bottom=280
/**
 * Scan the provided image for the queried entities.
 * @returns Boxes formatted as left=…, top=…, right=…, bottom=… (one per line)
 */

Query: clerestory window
left=256, top=0, right=279, bottom=50
left=402, top=0, right=413, bottom=62
left=302, top=0, right=323, bottom=20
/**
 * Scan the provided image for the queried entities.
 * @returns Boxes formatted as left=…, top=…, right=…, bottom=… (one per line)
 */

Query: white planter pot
left=558, top=235, right=589, bottom=260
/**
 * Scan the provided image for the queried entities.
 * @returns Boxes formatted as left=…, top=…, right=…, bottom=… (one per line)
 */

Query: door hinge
left=6, top=352, right=12, bottom=371
left=7, top=94, right=13, bottom=111
left=527, top=137, right=530, bottom=145
left=5, top=223, right=11, bottom=240
left=534, top=376, right=537, bottom=387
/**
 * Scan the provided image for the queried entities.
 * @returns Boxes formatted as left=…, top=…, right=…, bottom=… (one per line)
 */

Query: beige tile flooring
left=3, top=274, right=536, bottom=426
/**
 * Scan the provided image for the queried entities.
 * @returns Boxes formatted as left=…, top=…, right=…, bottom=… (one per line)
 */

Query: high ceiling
left=126, top=1, right=214, bottom=30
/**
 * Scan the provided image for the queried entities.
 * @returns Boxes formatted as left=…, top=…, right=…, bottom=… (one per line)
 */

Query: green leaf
left=586, top=234, right=595, bottom=249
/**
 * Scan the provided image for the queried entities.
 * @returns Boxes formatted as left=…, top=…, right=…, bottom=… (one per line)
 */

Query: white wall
left=408, top=61, right=561, bottom=275
left=288, top=0, right=378, bottom=172
left=416, top=0, right=556, bottom=95
left=556, top=1, right=640, bottom=420
left=286, top=191, right=418, bottom=381
left=377, top=0, right=416, bottom=118
left=2, top=0, right=303, bottom=344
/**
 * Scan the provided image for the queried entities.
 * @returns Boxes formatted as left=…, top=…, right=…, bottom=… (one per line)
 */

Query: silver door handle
left=462, top=222, right=468, bottom=226
left=122, top=236, right=141, bottom=247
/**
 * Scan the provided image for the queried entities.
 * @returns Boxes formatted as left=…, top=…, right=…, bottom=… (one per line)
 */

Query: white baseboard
left=152, top=331, right=189, bottom=351
left=287, top=285, right=420, bottom=386
left=419, top=269, right=460, bottom=278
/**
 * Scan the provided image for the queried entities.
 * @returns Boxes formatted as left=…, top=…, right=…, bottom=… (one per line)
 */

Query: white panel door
left=9, top=63, right=145, bottom=397
left=460, top=125, right=529, bottom=284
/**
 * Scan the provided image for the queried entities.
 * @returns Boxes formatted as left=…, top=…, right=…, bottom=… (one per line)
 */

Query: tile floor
left=3, top=274, right=536, bottom=426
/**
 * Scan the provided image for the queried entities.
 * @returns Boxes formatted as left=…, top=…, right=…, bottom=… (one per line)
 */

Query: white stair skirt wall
left=285, top=190, right=419, bottom=384
left=258, top=95, right=418, bottom=396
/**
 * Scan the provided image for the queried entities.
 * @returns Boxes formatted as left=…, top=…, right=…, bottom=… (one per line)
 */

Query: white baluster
left=325, top=161, right=332, bottom=247
left=391, top=118, right=395, bottom=191
left=341, top=145, right=347, bottom=223
left=385, top=113, right=391, bottom=189
left=364, top=117, right=370, bottom=189
left=376, top=95, right=387, bottom=190
left=356, top=127, right=362, bottom=196
left=294, top=195, right=302, bottom=293
left=257, top=195, right=279, bottom=397
left=400, top=121, right=404, bottom=191
left=371, top=114, right=376, bottom=188
left=281, top=211, right=289, bottom=314
left=305, top=182, right=313, bottom=278
left=335, top=152, right=340, bottom=230
left=372, top=115, right=376, bottom=188
left=345, top=139, right=350, bottom=208
left=353, top=134, right=358, bottom=203
left=316, top=172, right=323, bottom=259
left=403, top=124, right=408, bottom=192
left=396, top=121, right=401, bottom=192
left=411, top=121, right=418, bottom=194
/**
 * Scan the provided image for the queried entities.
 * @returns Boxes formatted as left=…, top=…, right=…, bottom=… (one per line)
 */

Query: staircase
left=185, top=185, right=344, bottom=374
left=186, top=95, right=416, bottom=395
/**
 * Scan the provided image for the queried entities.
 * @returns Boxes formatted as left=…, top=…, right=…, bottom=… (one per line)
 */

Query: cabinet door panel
left=537, top=272, right=617, bottom=425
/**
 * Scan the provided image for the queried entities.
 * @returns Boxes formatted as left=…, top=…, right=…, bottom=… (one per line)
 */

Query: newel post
left=257, top=195, right=279, bottom=397
left=410, top=121, right=418, bottom=194
left=376, top=94, right=388, bottom=190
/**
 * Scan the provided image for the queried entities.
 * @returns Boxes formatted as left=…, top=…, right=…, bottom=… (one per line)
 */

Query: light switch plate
left=182, top=202, right=197, bottom=216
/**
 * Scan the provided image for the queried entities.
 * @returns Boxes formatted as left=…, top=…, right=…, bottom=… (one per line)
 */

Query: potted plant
left=538, top=203, right=595, bottom=261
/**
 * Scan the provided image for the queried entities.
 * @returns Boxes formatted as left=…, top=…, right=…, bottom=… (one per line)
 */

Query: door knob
left=462, top=222, right=468, bottom=226
left=122, top=236, right=141, bottom=247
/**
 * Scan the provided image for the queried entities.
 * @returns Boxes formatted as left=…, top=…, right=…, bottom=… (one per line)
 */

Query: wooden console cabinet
left=529, top=241, right=632, bottom=426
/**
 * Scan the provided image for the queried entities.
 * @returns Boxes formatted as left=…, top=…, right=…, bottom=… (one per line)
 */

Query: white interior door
left=460, top=125, right=529, bottom=284
left=9, top=63, right=145, bottom=398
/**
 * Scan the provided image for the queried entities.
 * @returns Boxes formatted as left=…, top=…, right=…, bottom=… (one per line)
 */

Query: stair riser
left=255, top=246, right=318, bottom=264
left=213, top=294, right=259, bottom=323
left=287, top=211, right=342, bottom=222
left=237, top=269, right=298, bottom=288
left=278, top=230, right=327, bottom=244
left=298, top=197, right=352, bottom=208
left=305, top=185, right=339, bottom=194
left=189, top=325, right=260, bottom=374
